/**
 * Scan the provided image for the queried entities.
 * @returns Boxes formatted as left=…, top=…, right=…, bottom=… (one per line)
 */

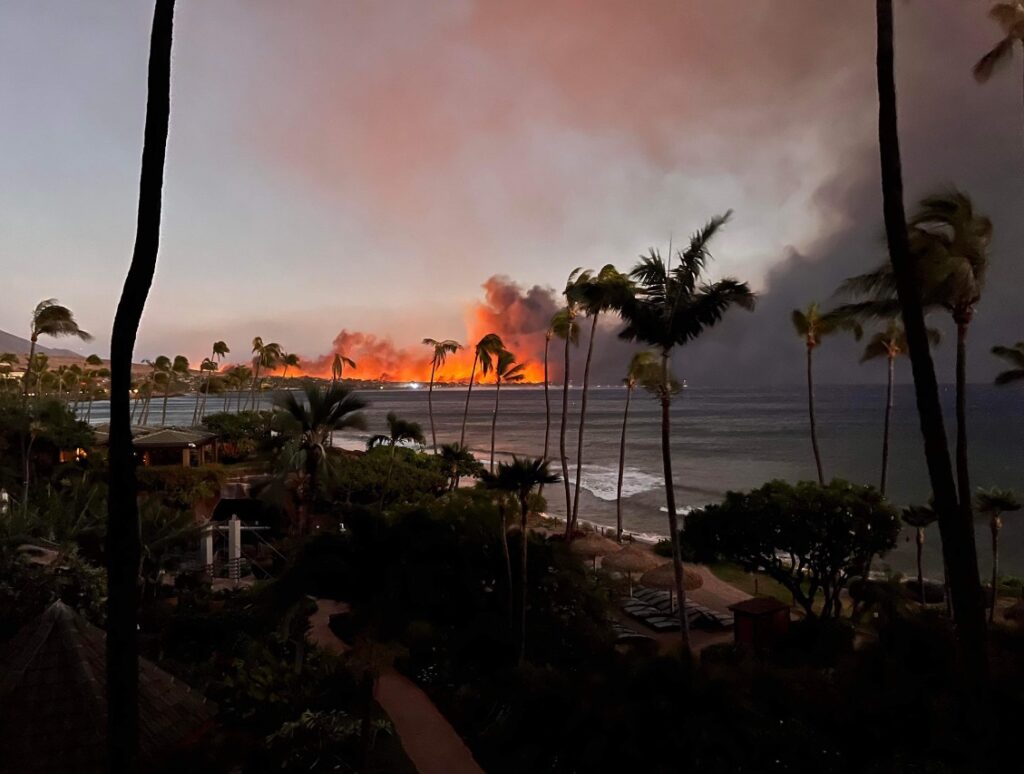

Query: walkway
left=306, top=599, right=484, bottom=774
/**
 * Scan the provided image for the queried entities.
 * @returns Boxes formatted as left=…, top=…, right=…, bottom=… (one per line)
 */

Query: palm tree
left=368, top=412, right=425, bottom=510
left=438, top=442, right=482, bottom=493
left=280, top=352, right=301, bottom=381
left=875, top=0, right=987, bottom=676
left=616, top=351, right=658, bottom=541
left=860, top=320, right=940, bottom=494
left=902, top=505, right=938, bottom=607
left=567, top=265, right=633, bottom=535
left=106, top=2, right=174, bottom=768
left=541, top=325, right=553, bottom=466
left=422, top=338, right=461, bottom=453
left=331, top=352, right=356, bottom=384
left=228, top=365, right=253, bottom=413
left=973, top=2, right=1024, bottom=147
left=551, top=307, right=579, bottom=538
left=23, top=299, right=92, bottom=396
left=790, top=303, right=862, bottom=484
left=618, top=213, right=755, bottom=648
left=459, top=333, right=504, bottom=447
left=480, top=457, right=559, bottom=664
left=275, top=384, right=367, bottom=534
left=247, top=337, right=283, bottom=411
left=975, top=488, right=1021, bottom=622
left=489, top=349, right=526, bottom=474
left=192, top=340, right=229, bottom=425
left=839, top=191, right=992, bottom=518
left=991, top=341, right=1024, bottom=384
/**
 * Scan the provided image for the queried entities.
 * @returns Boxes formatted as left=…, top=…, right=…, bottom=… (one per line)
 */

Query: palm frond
left=974, top=36, right=1015, bottom=81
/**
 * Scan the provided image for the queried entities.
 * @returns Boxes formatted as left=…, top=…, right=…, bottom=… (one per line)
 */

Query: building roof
left=0, top=602, right=215, bottom=773
left=92, top=424, right=217, bottom=449
left=728, top=596, right=791, bottom=616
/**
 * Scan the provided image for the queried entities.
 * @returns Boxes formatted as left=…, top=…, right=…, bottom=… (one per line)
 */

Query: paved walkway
left=376, top=670, right=484, bottom=774
left=306, top=599, right=484, bottom=774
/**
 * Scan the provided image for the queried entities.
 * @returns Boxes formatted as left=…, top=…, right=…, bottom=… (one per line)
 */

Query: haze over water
left=85, top=384, right=1024, bottom=577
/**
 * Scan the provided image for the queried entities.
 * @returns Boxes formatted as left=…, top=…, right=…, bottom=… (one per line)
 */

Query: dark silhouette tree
left=106, top=2, right=175, bottom=769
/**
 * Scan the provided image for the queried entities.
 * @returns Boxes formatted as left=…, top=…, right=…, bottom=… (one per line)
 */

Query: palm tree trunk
left=916, top=527, right=926, bottom=607
left=22, top=336, right=36, bottom=397
left=539, top=337, right=551, bottom=498
left=570, top=313, right=599, bottom=534
left=659, top=351, right=690, bottom=650
left=806, top=344, right=824, bottom=485
left=248, top=362, right=261, bottom=412
left=498, top=502, right=514, bottom=636
left=107, top=3, right=174, bottom=770
left=160, top=384, right=169, bottom=425
left=379, top=443, right=397, bottom=511
left=459, top=354, right=478, bottom=447
left=876, top=0, right=987, bottom=679
left=616, top=385, right=633, bottom=542
left=427, top=361, right=438, bottom=453
left=880, top=355, right=895, bottom=495
left=489, top=378, right=501, bottom=474
left=955, top=321, right=972, bottom=515
left=518, top=499, right=529, bottom=665
left=990, top=520, right=1000, bottom=624
left=560, top=327, right=573, bottom=539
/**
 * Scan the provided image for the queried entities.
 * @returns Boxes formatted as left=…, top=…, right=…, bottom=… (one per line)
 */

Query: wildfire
left=294, top=276, right=556, bottom=384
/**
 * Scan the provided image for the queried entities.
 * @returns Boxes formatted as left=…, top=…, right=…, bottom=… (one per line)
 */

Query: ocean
left=82, top=384, right=1024, bottom=577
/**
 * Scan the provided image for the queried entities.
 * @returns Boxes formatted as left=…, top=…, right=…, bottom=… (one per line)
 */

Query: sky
left=1, top=1, right=1021, bottom=384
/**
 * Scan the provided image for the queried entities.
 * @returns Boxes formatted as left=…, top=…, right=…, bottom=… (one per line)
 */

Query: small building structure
left=728, top=596, right=791, bottom=651
left=0, top=601, right=215, bottom=773
left=93, top=424, right=219, bottom=467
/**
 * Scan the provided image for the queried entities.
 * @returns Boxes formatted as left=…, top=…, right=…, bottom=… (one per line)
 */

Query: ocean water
left=83, top=384, right=1024, bottom=577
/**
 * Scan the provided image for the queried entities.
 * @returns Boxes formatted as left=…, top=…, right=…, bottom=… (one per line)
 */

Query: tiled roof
left=0, top=602, right=215, bottom=773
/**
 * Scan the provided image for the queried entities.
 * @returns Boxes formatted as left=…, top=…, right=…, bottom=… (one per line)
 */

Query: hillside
left=0, top=328, right=89, bottom=358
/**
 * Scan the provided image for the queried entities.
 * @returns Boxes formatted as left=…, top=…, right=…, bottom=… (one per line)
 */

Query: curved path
left=307, top=599, right=484, bottom=774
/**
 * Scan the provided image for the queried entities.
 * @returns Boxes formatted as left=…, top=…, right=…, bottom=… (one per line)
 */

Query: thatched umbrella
left=570, top=532, right=621, bottom=570
left=640, top=561, right=704, bottom=612
left=601, top=543, right=662, bottom=596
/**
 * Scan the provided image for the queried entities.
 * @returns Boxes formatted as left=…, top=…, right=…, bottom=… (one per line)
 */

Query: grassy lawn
left=708, top=561, right=795, bottom=602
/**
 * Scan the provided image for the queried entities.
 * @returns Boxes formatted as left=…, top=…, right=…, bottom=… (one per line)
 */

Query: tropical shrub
left=684, top=480, right=900, bottom=617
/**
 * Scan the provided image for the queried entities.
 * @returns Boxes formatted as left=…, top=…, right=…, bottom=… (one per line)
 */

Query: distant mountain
left=0, top=329, right=87, bottom=358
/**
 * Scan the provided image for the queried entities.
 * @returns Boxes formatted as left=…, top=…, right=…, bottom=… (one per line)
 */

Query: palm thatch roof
left=601, top=543, right=662, bottom=574
left=0, top=602, right=215, bottom=773
left=639, top=561, right=703, bottom=592
left=569, top=532, right=621, bottom=560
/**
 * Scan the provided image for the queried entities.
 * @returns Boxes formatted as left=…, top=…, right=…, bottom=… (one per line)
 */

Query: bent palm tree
left=459, top=333, right=504, bottom=447
left=369, top=412, right=425, bottom=510
left=331, top=352, right=356, bottom=384
left=422, top=338, right=461, bottom=453
left=480, top=457, right=559, bottom=664
left=275, top=384, right=367, bottom=533
left=975, top=488, right=1021, bottom=622
left=23, top=299, right=92, bottom=396
left=106, top=2, right=175, bottom=769
left=192, top=340, right=228, bottom=425
left=902, top=505, right=938, bottom=607
left=838, top=191, right=992, bottom=518
left=860, top=320, right=940, bottom=494
left=280, top=352, right=300, bottom=380
left=619, top=213, right=755, bottom=649
left=542, top=325, right=553, bottom=466
left=973, top=2, right=1024, bottom=148
left=248, top=337, right=283, bottom=411
left=568, top=265, right=633, bottom=535
left=489, top=349, right=527, bottom=474
left=875, top=0, right=987, bottom=676
left=791, top=303, right=862, bottom=484
left=992, top=341, right=1024, bottom=384
left=438, top=442, right=482, bottom=493
left=616, top=351, right=658, bottom=541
